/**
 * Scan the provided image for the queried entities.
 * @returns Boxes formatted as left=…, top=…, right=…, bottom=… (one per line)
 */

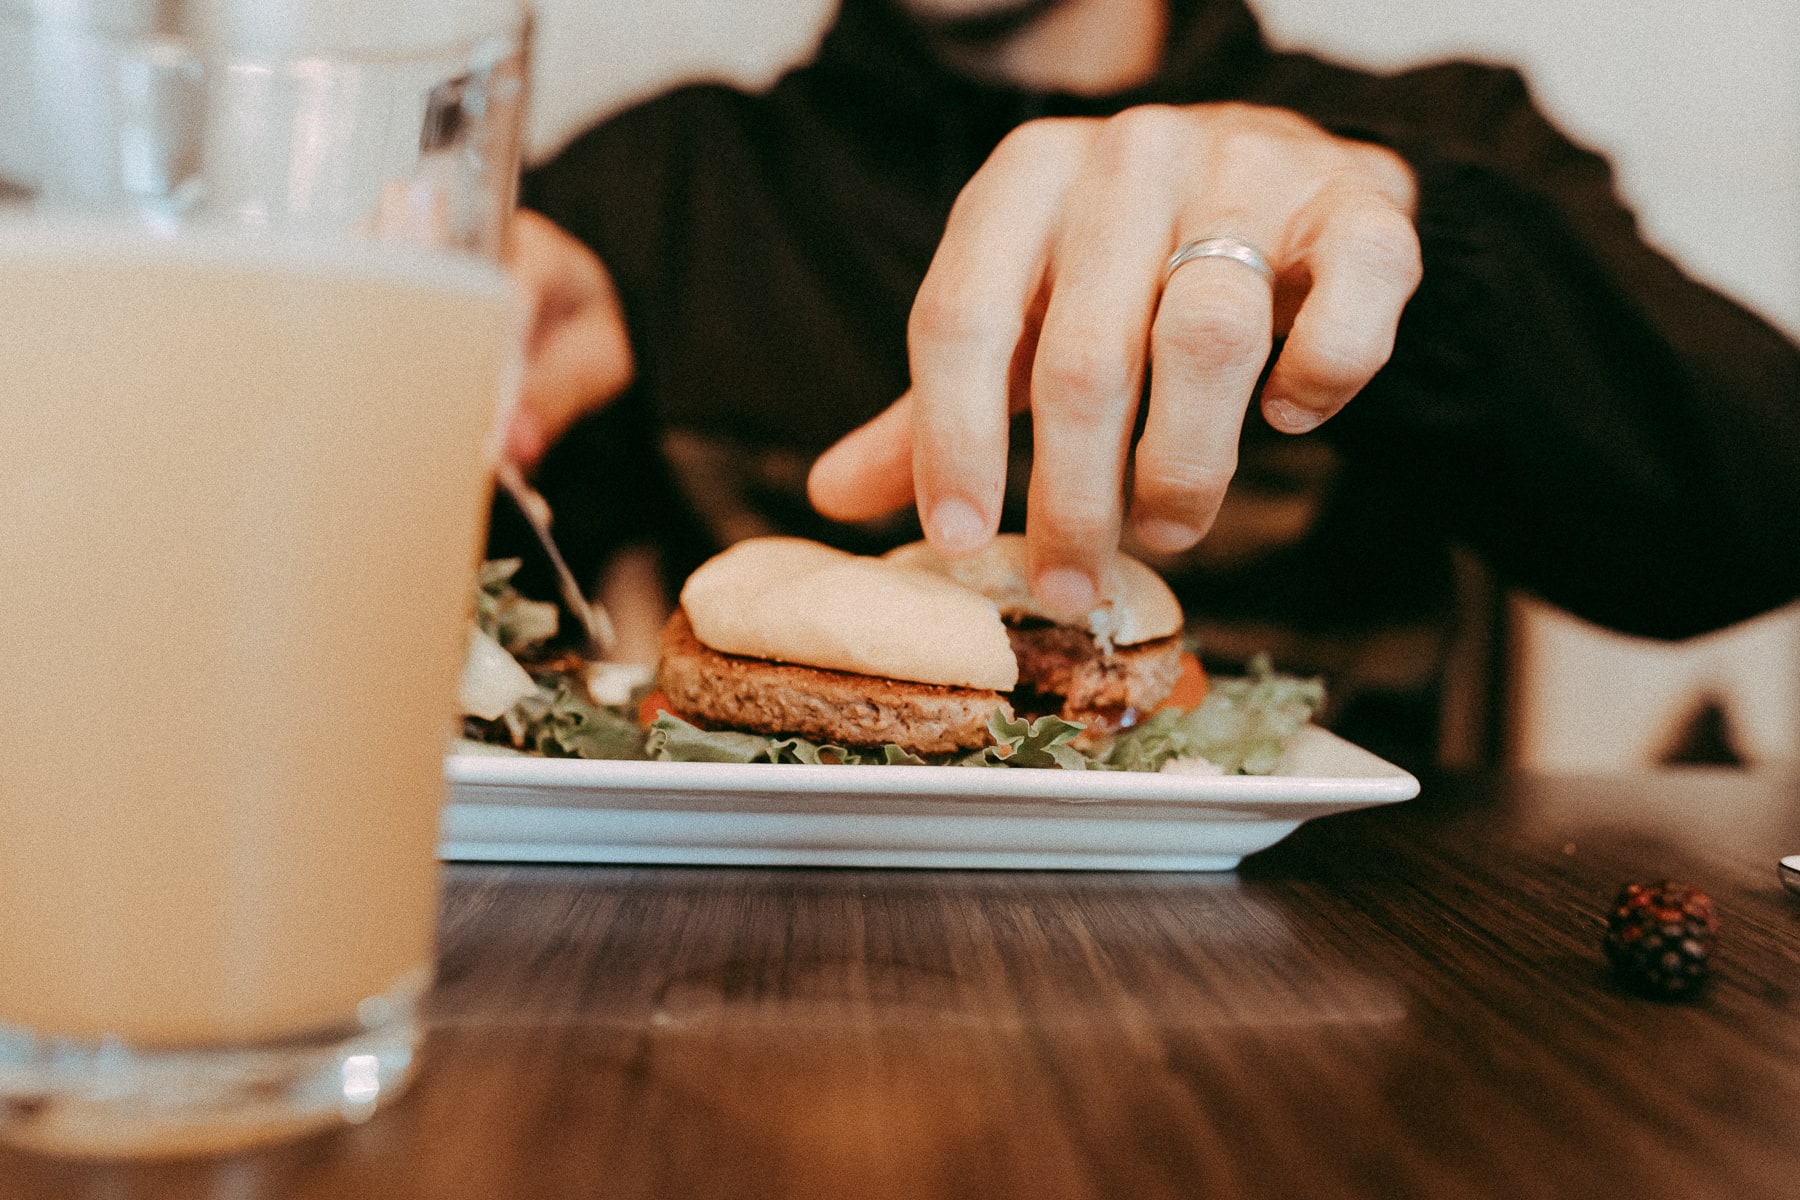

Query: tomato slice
left=1157, top=652, right=1208, bottom=713
left=637, top=689, right=678, bottom=728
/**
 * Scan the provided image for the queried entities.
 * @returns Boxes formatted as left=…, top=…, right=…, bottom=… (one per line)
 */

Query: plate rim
left=444, top=724, right=1421, bottom=808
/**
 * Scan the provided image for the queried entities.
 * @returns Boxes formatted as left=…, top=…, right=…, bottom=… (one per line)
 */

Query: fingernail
left=928, top=498, right=988, bottom=556
left=1134, top=518, right=1202, bottom=553
left=1034, top=568, right=1098, bottom=620
left=1264, top=397, right=1322, bottom=434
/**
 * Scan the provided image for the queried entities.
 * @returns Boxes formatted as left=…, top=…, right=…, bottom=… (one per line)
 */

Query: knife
left=493, top=460, right=617, bottom=659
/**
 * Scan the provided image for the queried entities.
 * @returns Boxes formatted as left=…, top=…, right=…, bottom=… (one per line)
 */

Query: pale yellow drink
left=0, top=223, right=519, bottom=1048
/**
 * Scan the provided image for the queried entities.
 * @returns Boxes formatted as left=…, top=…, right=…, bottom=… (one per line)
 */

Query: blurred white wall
left=526, top=0, right=831, bottom=161
left=527, top=0, right=1800, bottom=771
left=1255, top=0, right=1800, bottom=342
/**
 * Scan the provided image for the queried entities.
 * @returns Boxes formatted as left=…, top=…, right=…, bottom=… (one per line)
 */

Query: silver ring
left=1165, top=236, right=1274, bottom=286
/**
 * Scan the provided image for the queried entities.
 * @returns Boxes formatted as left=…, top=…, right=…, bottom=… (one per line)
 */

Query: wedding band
left=1165, top=236, right=1275, bottom=286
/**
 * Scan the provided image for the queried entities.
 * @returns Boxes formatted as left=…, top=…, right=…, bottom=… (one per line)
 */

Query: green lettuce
left=957, top=711, right=1089, bottom=769
left=645, top=709, right=1091, bottom=769
left=475, top=558, right=560, bottom=657
left=463, top=562, right=645, bottom=759
left=1097, top=654, right=1324, bottom=774
left=478, top=662, right=1320, bottom=773
left=511, top=679, right=646, bottom=760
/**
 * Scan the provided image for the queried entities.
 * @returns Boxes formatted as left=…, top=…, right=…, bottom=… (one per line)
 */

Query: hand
left=504, top=209, right=635, bottom=469
left=807, top=103, right=1420, bottom=617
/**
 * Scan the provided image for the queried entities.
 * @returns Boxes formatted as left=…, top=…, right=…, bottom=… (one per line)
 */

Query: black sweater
left=510, top=0, right=1800, bottom=759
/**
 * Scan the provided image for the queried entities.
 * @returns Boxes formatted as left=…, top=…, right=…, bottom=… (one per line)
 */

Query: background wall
left=527, top=0, right=832, bottom=160
left=527, top=0, right=1800, bottom=771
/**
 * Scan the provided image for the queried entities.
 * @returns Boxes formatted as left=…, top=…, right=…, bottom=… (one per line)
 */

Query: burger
left=654, top=535, right=1186, bottom=757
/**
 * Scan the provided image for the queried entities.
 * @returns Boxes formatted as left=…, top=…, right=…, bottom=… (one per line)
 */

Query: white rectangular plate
left=441, top=726, right=1419, bottom=871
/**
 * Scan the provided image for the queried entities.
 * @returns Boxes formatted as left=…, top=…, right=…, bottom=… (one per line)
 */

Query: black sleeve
left=1300, top=62, right=1800, bottom=639
left=494, top=95, right=719, bottom=591
left=520, top=91, right=712, bottom=359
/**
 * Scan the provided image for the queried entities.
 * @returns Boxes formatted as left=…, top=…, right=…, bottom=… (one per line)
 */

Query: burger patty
left=1007, top=624, right=1184, bottom=732
left=657, top=609, right=1009, bottom=755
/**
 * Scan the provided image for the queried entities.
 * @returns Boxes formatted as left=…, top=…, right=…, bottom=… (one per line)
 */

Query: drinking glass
left=0, top=0, right=529, bottom=1157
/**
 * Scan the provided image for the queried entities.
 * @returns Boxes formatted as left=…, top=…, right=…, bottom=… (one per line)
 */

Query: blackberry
left=1602, top=881, right=1718, bottom=998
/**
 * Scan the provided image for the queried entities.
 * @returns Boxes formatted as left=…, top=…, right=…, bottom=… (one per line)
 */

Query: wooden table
left=7, top=769, right=1799, bottom=1199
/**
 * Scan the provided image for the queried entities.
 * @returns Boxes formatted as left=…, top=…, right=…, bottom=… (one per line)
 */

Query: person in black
left=493, top=0, right=1800, bottom=769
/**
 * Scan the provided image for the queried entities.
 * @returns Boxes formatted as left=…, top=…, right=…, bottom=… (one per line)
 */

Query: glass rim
left=0, top=1, right=532, bottom=68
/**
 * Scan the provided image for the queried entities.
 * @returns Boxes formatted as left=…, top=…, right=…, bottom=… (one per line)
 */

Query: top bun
left=883, top=534, right=1182, bottom=648
left=679, top=537, right=1019, bottom=691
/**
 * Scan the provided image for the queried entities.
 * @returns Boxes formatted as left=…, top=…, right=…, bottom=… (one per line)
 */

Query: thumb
left=807, top=394, right=918, bottom=522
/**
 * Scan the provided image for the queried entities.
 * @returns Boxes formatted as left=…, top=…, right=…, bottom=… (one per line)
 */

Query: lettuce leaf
left=645, top=714, right=788, bottom=763
left=646, top=712, right=918, bottom=765
left=1098, top=654, right=1324, bottom=774
left=507, top=679, right=646, bottom=760
left=623, top=662, right=1322, bottom=774
left=464, top=562, right=644, bottom=758
left=956, top=711, right=1090, bottom=769
left=472, top=662, right=1320, bottom=772
left=475, top=558, right=560, bottom=657
left=646, top=709, right=1089, bottom=769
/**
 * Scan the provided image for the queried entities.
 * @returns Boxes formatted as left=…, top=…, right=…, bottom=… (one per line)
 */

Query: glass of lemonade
left=0, top=0, right=529, bottom=1157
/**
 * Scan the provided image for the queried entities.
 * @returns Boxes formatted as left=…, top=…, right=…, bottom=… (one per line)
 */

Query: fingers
left=505, top=210, right=634, bottom=469
left=1131, top=145, right=1418, bottom=551
left=1260, top=199, right=1420, bottom=433
left=1130, top=254, right=1274, bottom=551
left=1023, top=106, right=1190, bottom=614
left=814, top=105, right=1421, bottom=610
left=908, top=120, right=1090, bottom=557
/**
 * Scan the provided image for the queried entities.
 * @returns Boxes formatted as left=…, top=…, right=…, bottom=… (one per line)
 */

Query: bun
left=883, top=534, right=1182, bottom=648
left=678, top=537, right=1018, bottom=691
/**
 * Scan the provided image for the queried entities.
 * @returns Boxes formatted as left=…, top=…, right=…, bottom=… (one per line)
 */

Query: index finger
left=1023, top=108, right=1193, bottom=616
left=908, top=120, right=1090, bottom=556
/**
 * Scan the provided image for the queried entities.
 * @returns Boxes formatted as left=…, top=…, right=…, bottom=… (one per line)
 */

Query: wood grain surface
left=5, top=769, right=1799, bottom=1199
